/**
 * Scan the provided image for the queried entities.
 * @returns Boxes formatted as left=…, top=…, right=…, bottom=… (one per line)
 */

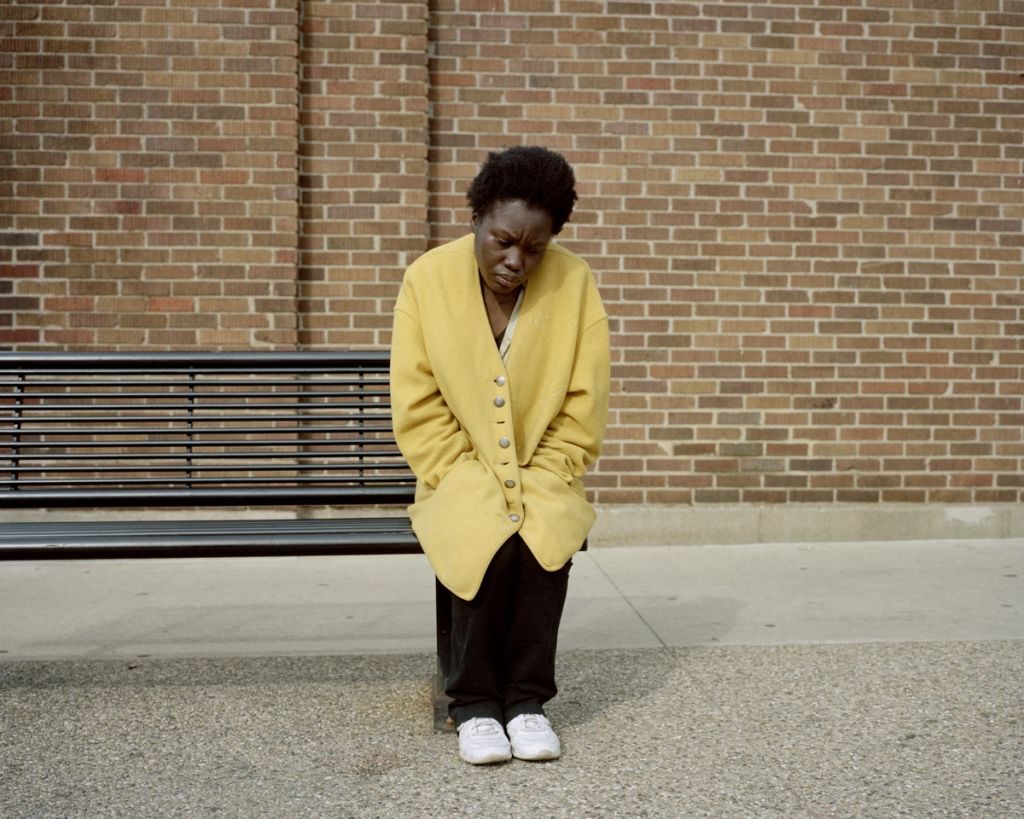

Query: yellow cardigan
left=390, top=234, right=610, bottom=600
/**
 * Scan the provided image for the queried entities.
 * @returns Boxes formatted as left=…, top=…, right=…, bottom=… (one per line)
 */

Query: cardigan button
left=495, top=375, right=506, bottom=386
left=494, top=397, right=505, bottom=407
left=509, top=513, right=520, bottom=523
left=498, top=437, right=510, bottom=448
left=505, top=479, right=516, bottom=488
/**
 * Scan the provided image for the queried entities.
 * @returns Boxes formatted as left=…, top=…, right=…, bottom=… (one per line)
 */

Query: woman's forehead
left=482, top=199, right=553, bottom=235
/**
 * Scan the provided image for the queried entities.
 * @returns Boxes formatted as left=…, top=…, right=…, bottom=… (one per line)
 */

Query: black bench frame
left=0, top=350, right=453, bottom=729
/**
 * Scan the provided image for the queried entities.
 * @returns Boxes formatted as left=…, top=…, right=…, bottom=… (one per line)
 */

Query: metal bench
left=0, top=350, right=452, bottom=728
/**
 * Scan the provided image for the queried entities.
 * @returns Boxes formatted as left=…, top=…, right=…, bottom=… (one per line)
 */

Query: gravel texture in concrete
left=2, top=641, right=1021, bottom=818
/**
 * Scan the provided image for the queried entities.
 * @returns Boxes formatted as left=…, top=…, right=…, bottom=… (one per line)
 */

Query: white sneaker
left=506, top=714, right=561, bottom=761
left=457, top=717, right=512, bottom=765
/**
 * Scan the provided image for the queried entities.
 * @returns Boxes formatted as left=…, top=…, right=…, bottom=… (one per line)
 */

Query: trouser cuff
left=504, top=699, right=544, bottom=723
left=450, top=701, right=503, bottom=729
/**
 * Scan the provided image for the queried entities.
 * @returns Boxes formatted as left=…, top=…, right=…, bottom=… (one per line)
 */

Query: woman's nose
left=504, top=247, right=523, bottom=271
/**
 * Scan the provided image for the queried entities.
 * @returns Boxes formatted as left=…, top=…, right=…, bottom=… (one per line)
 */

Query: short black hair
left=466, top=146, right=577, bottom=234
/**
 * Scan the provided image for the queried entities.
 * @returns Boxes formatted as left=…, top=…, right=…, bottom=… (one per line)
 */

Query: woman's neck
left=481, top=277, right=521, bottom=338
left=491, top=288, right=520, bottom=307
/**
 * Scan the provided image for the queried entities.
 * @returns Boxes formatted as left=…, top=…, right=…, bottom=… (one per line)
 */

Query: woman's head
left=466, top=146, right=577, bottom=235
left=468, top=147, right=578, bottom=299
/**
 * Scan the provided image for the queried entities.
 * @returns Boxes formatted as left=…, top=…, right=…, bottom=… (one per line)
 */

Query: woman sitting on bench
left=390, top=146, right=610, bottom=765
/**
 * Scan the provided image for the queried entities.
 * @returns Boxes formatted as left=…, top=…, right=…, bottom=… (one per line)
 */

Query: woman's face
left=473, top=199, right=554, bottom=297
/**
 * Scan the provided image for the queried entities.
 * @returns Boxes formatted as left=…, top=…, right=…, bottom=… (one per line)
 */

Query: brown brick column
left=297, top=0, right=430, bottom=349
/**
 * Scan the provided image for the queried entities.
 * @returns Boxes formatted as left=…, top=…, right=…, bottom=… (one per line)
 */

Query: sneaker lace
left=519, top=715, right=548, bottom=732
left=466, top=718, right=502, bottom=737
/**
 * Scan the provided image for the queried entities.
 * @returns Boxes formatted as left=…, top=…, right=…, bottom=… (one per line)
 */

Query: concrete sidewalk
left=1, top=538, right=1022, bottom=817
left=2, top=538, right=1021, bottom=659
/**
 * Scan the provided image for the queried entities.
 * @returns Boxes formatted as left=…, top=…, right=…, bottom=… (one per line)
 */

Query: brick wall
left=2, top=0, right=1023, bottom=507
left=427, top=0, right=1024, bottom=506
left=2, top=0, right=301, bottom=349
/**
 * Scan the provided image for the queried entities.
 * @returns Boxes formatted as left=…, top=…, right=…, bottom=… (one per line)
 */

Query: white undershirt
left=498, top=288, right=525, bottom=362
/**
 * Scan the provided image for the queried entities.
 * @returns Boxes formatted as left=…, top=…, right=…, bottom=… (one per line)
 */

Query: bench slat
left=0, top=485, right=415, bottom=508
left=0, top=516, right=419, bottom=560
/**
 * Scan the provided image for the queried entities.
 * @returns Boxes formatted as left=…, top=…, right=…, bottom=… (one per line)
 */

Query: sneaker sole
left=511, top=747, right=561, bottom=762
left=460, top=749, right=512, bottom=765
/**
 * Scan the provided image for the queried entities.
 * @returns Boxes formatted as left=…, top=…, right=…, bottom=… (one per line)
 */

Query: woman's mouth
left=494, top=272, right=521, bottom=290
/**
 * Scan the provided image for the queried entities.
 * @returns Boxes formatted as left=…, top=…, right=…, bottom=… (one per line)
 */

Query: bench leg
left=433, top=576, right=454, bottom=732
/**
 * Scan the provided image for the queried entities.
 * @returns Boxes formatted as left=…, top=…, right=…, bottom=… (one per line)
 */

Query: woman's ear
left=470, top=213, right=479, bottom=232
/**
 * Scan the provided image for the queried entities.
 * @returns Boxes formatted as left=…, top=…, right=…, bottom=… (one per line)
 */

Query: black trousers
left=444, top=534, right=571, bottom=728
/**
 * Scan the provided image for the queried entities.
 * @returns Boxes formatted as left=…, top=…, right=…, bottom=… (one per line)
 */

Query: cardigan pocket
left=518, top=464, right=596, bottom=571
left=408, top=457, right=512, bottom=600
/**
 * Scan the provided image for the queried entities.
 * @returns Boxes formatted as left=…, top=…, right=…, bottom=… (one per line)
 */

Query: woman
left=390, top=146, right=610, bottom=765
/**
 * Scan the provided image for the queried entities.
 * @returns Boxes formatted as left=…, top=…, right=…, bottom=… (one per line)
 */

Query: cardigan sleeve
left=390, top=288, right=476, bottom=489
left=527, top=315, right=610, bottom=484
